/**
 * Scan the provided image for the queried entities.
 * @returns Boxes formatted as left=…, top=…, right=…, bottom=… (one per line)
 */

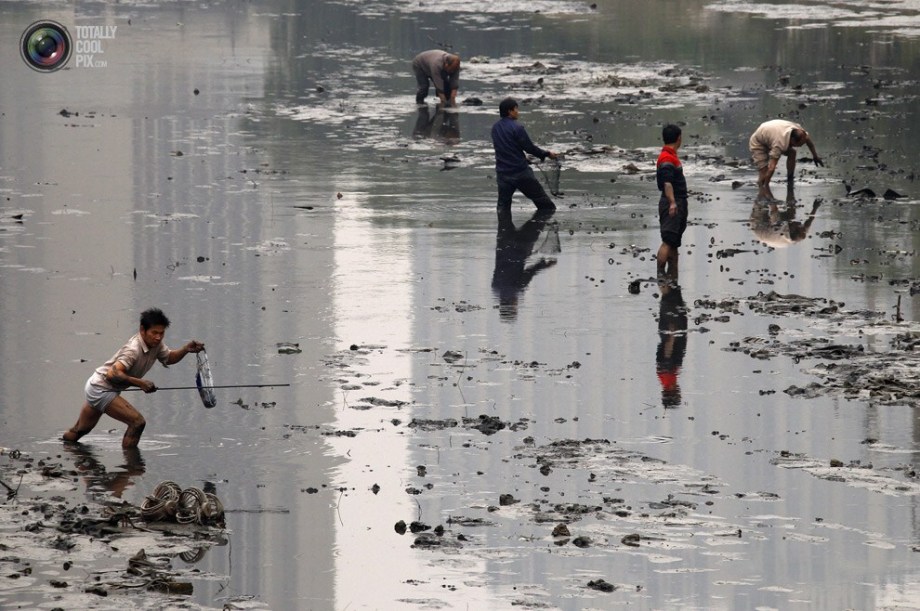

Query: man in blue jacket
left=491, top=98, right=558, bottom=212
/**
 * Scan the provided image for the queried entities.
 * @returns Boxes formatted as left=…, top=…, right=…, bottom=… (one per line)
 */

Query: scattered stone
left=587, top=578, right=616, bottom=592
left=847, top=187, right=876, bottom=198
left=277, top=342, right=302, bottom=354
left=442, top=350, right=464, bottom=363
left=621, top=534, right=641, bottom=547
left=552, top=523, right=570, bottom=537
left=572, top=536, right=592, bottom=548
left=467, top=414, right=506, bottom=435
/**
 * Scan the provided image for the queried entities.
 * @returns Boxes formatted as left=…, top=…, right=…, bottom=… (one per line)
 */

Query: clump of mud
left=709, top=291, right=920, bottom=406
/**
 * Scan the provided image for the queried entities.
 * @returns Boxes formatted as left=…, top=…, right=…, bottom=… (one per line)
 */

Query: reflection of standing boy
left=656, top=282, right=687, bottom=409
left=656, top=124, right=688, bottom=279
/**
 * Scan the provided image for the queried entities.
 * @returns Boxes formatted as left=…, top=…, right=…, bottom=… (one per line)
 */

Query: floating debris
left=277, top=342, right=302, bottom=354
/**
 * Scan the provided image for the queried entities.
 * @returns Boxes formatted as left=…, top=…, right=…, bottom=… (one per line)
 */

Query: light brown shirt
left=749, top=119, right=802, bottom=160
left=89, top=333, right=170, bottom=390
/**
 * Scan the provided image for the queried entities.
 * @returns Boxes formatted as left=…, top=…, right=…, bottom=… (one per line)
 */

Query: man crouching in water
left=63, top=308, right=204, bottom=449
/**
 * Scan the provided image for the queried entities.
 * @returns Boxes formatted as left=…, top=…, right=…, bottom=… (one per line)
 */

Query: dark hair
left=140, top=308, right=170, bottom=330
left=499, top=97, right=518, bottom=118
left=790, top=128, right=804, bottom=145
left=662, top=124, right=681, bottom=145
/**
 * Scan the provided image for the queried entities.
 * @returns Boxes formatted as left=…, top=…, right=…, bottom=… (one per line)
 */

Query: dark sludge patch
left=513, top=438, right=725, bottom=524
left=411, top=531, right=463, bottom=550
left=797, top=347, right=920, bottom=405
left=354, top=396, right=410, bottom=410
left=462, top=414, right=530, bottom=435
left=772, top=450, right=920, bottom=495
left=0, top=455, right=235, bottom=607
left=746, top=290, right=851, bottom=318
left=703, top=291, right=920, bottom=406
left=586, top=578, right=617, bottom=592
left=408, top=417, right=459, bottom=431
left=446, top=515, right=495, bottom=527
left=430, top=301, right=484, bottom=313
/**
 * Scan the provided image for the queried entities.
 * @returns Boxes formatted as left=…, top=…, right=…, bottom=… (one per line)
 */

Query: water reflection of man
left=65, top=443, right=146, bottom=499
left=750, top=183, right=821, bottom=249
left=492, top=207, right=557, bottom=322
left=412, top=105, right=460, bottom=144
left=656, top=282, right=687, bottom=409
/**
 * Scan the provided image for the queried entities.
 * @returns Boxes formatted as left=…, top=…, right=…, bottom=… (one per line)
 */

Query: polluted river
left=1, top=0, right=919, bottom=609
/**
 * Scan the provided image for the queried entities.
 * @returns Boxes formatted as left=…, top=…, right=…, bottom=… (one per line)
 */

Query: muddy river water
left=1, top=0, right=919, bottom=609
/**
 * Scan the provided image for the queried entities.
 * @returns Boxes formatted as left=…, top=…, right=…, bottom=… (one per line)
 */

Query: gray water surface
left=1, top=1, right=919, bottom=609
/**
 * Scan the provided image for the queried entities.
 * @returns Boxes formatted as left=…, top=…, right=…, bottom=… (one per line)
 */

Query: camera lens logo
left=20, top=21, right=72, bottom=72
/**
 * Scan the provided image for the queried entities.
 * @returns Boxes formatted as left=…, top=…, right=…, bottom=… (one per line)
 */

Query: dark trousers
left=413, top=66, right=442, bottom=104
left=496, top=167, right=555, bottom=211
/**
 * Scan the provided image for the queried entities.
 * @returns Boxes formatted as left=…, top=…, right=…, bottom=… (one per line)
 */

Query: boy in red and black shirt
left=656, top=124, right=688, bottom=279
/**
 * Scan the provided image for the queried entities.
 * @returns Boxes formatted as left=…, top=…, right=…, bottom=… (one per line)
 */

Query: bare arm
left=106, top=361, right=156, bottom=393
left=165, top=340, right=205, bottom=365
left=785, top=148, right=797, bottom=180
left=804, top=133, right=823, bottom=166
left=664, top=182, right=677, bottom=216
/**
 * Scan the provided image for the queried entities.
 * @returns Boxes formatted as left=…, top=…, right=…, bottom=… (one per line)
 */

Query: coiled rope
left=140, top=480, right=224, bottom=526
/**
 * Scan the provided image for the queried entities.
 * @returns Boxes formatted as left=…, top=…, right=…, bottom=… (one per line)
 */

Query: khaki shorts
left=751, top=147, right=771, bottom=170
left=84, top=378, right=120, bottom=412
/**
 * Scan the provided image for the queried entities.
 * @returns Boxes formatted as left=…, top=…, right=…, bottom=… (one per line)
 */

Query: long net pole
left=124, top=384, right=290, bottom=391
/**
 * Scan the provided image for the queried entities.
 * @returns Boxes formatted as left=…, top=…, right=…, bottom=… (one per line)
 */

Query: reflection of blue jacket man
left=491, top=97, right=556, bottom=211
left=492, top=208, right=556, bottom=321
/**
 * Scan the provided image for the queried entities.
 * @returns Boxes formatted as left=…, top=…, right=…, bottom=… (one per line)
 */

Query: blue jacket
left=491, top=117, right=550, bottom=175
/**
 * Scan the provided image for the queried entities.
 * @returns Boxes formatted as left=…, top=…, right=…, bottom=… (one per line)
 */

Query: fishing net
left=534, top=221, right=561, bottom=255
left=537, top=155, right=563, bottom=197
left=196, top=350, right=217, bottom=408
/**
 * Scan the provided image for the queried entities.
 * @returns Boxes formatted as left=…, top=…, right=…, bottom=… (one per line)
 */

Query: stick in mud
left=0, top=474, right=22, bottom=499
